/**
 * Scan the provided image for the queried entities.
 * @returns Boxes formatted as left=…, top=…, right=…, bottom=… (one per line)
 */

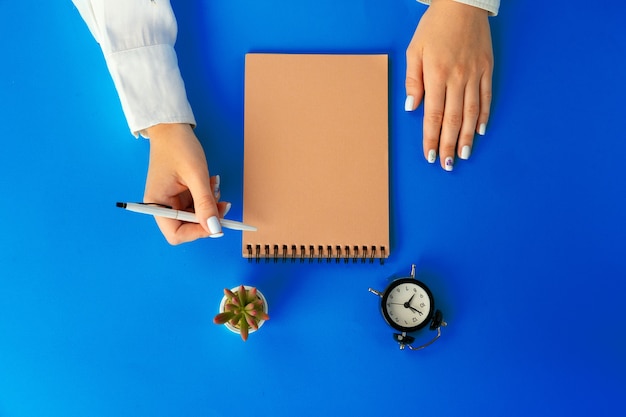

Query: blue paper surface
left=0, top=1, right=625, bottom=416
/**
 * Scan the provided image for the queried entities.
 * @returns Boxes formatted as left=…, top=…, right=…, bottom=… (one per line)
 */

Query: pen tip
left=116, top=202, right=126, bottom=208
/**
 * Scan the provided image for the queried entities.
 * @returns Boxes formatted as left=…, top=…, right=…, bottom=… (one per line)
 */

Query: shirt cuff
left=417, top=0, right=500, bottom=16
left=103, top=43, right=196, bottom=137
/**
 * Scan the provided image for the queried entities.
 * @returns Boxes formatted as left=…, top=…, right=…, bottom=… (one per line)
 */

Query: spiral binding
left=246, top=244, right=386, bottom=265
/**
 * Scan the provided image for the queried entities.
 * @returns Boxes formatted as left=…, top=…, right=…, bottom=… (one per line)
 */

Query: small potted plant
left=213, top=285, right=269, bottom=341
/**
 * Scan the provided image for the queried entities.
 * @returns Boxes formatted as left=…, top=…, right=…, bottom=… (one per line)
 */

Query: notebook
left=242, top=53, right=389, bottom=263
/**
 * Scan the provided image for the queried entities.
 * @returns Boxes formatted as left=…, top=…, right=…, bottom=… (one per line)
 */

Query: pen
left=116, top=202, right=257, bottom=232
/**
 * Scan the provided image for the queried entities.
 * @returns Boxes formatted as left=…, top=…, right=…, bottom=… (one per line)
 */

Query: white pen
left=116, top=202, right=257, bottom=232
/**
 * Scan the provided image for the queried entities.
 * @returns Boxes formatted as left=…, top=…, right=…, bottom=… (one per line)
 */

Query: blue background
left=1, top=1, right=625, bottom=416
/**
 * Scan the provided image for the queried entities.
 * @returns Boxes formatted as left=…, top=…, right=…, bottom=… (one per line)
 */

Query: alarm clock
left=369, top=264, right=446, bottom=351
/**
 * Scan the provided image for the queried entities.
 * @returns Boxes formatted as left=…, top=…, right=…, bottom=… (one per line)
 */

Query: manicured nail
left=478, top=123, right=487, bottom=136
left=460, top=145, right=471, bottom=160
left=404, top=95, right=415, bottom=112
left=223, top=202, right=232, bottom=218
left=213, top=175, right=221, bottom=199
left=427, top=149, right=437, bottom=163
left=207, top=216, right=223, bottom=238
left=444, top=157, right=454, bottom=172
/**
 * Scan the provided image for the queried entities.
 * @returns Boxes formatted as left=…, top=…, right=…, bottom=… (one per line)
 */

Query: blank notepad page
left=242, top=53, right=389, bottom=263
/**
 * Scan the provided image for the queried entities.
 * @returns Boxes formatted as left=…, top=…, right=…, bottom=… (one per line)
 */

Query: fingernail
left=427, top=149, right=436, bottom=163
left=207, top=216, right=224, bottom=238
left=444, top=157, right=454, bottom=172
left=478, top=123, right=487, bottom=136
left=404, top=95, right=415, bottom=112
left=223, top=202, right=232, bottom=218
left=213, top=175, right=221, bottom=199
left=460, top=145, right=471, bottom=160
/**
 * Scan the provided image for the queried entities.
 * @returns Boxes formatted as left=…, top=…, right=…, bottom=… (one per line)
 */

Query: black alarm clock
left=369, top=264, right=446, bottom=350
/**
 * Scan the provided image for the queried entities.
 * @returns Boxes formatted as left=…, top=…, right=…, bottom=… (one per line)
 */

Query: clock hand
left=408, top=306, right=423, bottom=316
left=404, top=293, right=417, bottom=310
left=399, top=299, right=424, bottom=316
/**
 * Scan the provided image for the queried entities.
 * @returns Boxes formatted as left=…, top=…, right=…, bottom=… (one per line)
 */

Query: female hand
left=144, top=123, right=229, bottom=244
left=405, top=0, right=493, bottom=171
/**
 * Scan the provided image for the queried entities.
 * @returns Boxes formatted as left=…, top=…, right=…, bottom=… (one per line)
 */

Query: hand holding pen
left=141, top=123, right=234, bottom=245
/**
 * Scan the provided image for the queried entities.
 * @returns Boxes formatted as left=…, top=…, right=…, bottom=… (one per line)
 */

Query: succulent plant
left=213, top=285, right=269, bottom=341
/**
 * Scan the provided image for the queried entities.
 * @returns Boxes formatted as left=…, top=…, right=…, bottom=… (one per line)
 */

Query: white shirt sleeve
left=72, top=0, right=196, bottom=137
left=417, top=0, right=500, bottom=16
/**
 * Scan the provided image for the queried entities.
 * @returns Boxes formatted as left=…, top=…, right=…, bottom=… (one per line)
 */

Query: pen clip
left=139, top=202, right=173, bottom=209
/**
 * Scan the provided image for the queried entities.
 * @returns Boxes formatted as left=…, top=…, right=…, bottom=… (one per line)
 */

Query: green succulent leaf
left=213, top=311, right=234, bottom=324
left=235, top=285, right=245, bottom=304
left=224, top=288, right=237, bottom=299
left=246, top=287, right=257, bottom=303
left=246, top=314, right=259, bottom=330
left=224, top=303, right=238, bottom=312
left=229, top=313, right=242, bottom=327
left=239, top=318, right=249, bottom=341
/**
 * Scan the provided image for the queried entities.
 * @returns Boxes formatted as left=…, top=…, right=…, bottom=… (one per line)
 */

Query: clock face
left=381, top=278, right=434, bottom=332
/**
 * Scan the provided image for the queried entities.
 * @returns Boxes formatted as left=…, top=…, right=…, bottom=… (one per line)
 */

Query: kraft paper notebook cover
left=242, top=53, right=389, bottom=263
